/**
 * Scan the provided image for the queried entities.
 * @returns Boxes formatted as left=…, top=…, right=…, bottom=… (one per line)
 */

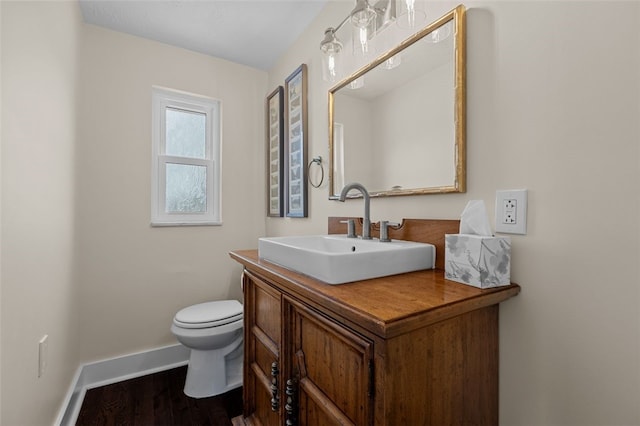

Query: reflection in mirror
left=329, top=5, right=466, bottom=198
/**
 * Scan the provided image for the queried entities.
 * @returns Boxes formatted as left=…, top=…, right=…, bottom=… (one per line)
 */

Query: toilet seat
left=173, top=300, right=243, bottom=329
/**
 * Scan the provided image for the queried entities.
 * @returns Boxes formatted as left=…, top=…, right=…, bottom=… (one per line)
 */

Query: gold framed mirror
left=329, top=5, right=466, bottom=198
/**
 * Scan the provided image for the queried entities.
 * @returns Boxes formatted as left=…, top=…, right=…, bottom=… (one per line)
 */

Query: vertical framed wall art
left=266, top=86, right=284, bottom=217
left=284, top=64, right=308, bottom=218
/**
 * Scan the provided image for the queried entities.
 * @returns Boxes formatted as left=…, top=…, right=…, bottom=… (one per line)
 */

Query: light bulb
left=405, top=0, right=416, bottom=27
left=322, top=51, right=341, bottom=83
left=323, top=52, right=338, bottom=82
left=352, top=17, right=376, bottom=57
left=359, top=27, right=369, bottom=53
left=397, top=0, right=426, bottom=29
left=328, top=55, right=336, bottom=73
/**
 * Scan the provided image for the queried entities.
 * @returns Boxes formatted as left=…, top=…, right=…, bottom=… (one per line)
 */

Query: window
left=151, top=87, right=221, bottom=226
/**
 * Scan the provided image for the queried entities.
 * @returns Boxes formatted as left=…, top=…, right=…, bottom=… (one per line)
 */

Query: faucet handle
left=340, top=219, right=357, bottom=238
left=379, top=221, right=400, bottom=242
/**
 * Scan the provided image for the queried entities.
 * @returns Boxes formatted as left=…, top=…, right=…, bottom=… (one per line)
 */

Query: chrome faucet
left=338, top=182, right=371, bottom=239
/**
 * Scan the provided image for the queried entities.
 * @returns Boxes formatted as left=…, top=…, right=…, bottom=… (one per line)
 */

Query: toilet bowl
left=171, top=300, right=243, bottom=398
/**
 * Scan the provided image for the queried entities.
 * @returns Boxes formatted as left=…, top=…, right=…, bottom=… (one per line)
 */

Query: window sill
left=150, top=221, right=222, bottom=227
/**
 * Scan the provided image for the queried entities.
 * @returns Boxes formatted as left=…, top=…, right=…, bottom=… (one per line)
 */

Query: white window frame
left=151, top=86, right=222, bottom=226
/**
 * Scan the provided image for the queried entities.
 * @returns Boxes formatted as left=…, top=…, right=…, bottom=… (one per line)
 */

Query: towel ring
left=308, top=156, right=324, bottom=188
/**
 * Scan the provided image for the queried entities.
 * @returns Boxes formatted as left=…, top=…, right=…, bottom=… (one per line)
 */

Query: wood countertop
left=230, top=249, right=520, bottom=339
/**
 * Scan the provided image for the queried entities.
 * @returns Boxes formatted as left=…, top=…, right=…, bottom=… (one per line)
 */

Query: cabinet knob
left=285, top=378, right=297, bottom=426
left=270, top=361, right=280, bottom=412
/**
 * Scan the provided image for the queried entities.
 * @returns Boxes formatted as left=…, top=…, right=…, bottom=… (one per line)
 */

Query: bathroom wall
left=76, top=25, right=267, bottom=362
left=1, top=2, right=82, bottom=424
left=268, top=1, right=640, bottom=424
left=2, top=3, right=268, bottom=422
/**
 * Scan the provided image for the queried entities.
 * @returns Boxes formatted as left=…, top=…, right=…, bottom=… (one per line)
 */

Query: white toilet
left=171, top=299, right=243, bottom=398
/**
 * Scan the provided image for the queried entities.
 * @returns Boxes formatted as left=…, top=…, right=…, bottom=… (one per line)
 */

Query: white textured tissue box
left=444, top=234, right=511, bottom=288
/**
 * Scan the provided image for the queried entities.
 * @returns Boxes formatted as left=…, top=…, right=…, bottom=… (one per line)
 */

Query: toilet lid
left=174, top=300, right=243, bottom=329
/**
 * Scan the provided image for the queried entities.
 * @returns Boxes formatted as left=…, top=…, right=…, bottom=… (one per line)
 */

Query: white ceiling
left=79, top=0, right=329, bottom=70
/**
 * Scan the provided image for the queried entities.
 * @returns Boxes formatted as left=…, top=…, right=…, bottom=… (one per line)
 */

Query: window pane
left=165, top=163, right=207, bottom=213
left=166, top=108, right=206, bottom=159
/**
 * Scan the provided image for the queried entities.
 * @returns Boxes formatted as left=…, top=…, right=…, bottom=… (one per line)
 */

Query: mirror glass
left=329, top=5, right=466, bottom=198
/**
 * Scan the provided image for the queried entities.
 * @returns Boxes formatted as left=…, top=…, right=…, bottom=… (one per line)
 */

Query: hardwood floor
left=76, top=366, right=242, bottom=426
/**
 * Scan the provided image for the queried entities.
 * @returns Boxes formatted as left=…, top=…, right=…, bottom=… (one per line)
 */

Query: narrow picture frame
left=284, top=64, right=308, bottom=218
left=266, top=86, right=284, bottom=217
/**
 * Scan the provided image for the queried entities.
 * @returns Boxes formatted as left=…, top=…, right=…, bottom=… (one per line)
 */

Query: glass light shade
left=349, top=77, right=364, bottom=90
left=397, top=0, right=427, bottom=29
left=351, top=0, right=377, bottom=57
left=350, top=0, right=377, bottom=28
left=352, top=19, right=377, bottom=57
left=322, top=51, right=342, bottom=83
left=383, top=54, right=402, bottom=70
left=427, top=21, right=452, bottom=43
left=320, top=28, right=343, bottom=83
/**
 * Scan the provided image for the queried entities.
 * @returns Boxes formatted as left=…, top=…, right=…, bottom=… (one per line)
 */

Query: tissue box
left=444, top=234, right=511, bottom=288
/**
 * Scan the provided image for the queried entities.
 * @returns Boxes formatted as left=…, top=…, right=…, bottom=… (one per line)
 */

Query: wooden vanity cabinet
left=233, top=251, right=519, bottom=426
left=242, top=270, right=373, bottom=426
left=232, top=217, right=520, bottom=426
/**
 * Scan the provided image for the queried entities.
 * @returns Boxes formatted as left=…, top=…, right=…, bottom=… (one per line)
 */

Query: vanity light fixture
left=320, top=0, right=396, bottom=82
left=320, top=27, right=343, bottom=83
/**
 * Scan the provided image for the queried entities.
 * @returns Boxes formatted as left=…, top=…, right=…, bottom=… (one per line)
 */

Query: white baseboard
left=54, top=343, right=189, bottom=426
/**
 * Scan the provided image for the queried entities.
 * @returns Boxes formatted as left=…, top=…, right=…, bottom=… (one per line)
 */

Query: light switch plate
left=495, top=189, right=527, bottom=234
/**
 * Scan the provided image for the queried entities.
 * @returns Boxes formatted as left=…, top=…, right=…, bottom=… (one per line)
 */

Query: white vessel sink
left=258, top=235, right=435, bottom=285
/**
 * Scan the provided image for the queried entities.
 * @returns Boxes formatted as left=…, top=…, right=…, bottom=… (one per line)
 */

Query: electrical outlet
left=496, top=190, right=527, bottom=234
left=38, top=335, right=48, bottom=378
left=503, top=199, right=517, bottom=224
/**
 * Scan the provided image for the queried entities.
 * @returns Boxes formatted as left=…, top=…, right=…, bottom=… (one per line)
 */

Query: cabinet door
left=286, top=297, right=374, bottom=426
left=244, top=272, right=283, bottom=425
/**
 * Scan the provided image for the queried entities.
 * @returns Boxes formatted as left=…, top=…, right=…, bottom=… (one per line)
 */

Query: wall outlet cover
left=495, top=189, right=527, bottom=234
